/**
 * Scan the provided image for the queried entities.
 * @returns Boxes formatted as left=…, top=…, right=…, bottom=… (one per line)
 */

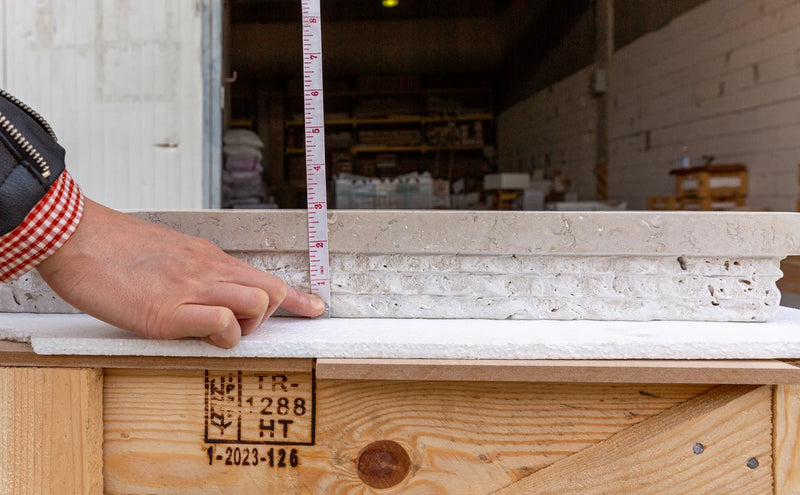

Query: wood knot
left=356, top=440, right=411, bottom=489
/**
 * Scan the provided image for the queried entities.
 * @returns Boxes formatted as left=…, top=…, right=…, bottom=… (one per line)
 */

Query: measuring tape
left=302, top=0, right=331, bottom=314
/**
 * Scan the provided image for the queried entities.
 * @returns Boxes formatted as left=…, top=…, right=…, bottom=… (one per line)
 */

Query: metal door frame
left=202, top=0, right=223, bottom=209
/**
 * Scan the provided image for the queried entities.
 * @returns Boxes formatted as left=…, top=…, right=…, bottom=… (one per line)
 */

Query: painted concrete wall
left=499, top=0, right=800, bottom=211
left=497, top=66, right=598, bottom=201
left=0, top=0, right=205, bottom=210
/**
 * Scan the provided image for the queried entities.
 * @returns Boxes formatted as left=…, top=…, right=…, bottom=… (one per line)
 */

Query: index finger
left=224, top=259, right=326, bottom=318
left=280, top=285, right=326, bottom=317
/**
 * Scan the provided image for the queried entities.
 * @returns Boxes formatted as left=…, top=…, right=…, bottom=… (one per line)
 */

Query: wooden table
left=2, top=341, right=800, bottom=494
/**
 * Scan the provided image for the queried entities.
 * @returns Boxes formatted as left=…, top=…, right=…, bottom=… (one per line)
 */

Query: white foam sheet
left=1, top=307, right=800, bottom=359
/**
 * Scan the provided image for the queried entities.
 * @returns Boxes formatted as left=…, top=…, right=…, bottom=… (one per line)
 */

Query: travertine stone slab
left=2, top=211, right=800, bottom=321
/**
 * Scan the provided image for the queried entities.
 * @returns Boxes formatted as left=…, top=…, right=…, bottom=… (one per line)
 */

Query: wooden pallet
left=671, top=164, right=748, bottom=199
left=3, top=341, right=800, bottom=494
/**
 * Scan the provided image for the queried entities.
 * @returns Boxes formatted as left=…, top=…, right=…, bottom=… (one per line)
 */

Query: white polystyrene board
left=1, top=307, right=800, bottom=359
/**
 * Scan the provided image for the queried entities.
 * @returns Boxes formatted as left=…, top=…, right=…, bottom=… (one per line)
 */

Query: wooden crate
left=3, top=342, right=800, bottom=494
left=671, top=164, right=748, bottom=199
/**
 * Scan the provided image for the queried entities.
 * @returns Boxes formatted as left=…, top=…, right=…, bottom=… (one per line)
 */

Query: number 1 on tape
left=302, top=0, right=331, bottom=314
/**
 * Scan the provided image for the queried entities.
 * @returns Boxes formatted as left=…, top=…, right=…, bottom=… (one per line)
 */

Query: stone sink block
left=3, top=210, right=800, bottom=322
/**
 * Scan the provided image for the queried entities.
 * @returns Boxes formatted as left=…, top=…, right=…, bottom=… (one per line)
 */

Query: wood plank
left=102, top=368, right=710, bottom=494
left=774, top=385, right=800, bottom=493
left=491, top=385, right=773, bottom=494
left=0, top=341, right=312, bottom=371
left=317, top=358, right=800, bottom=384
left=0, top=367, right=103, bottom=494
left=308, top=381, right=708, bottom=493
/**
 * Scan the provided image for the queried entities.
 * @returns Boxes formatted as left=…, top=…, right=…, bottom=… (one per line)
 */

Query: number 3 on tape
left=302, top=0, right=331, bottom=314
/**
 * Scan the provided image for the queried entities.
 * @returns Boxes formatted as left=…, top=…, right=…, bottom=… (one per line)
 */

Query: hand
left=36, top=198, right=325, bottom=348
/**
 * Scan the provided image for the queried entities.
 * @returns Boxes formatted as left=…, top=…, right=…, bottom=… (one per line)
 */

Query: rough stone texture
left=3, top=210, right=800, bottom=321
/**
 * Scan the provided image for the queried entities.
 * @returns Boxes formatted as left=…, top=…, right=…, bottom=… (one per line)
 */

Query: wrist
left=0, top=170, right=84, bottom=282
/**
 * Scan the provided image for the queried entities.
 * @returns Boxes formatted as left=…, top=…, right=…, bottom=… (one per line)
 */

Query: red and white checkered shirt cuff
left=0, top=171, right=84, bottom=282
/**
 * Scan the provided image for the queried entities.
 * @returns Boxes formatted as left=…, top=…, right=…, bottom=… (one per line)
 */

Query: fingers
left=225, top=264, right=326, bottom=319
left=167, top=251, right=325, bottom=344
left=182, top=272, right=322, bottom=348
left=197, top=283, right=270, bottom=335
left=165, top=304, right=242, bottom=349
left=263, top=278, right=288, bottom=319
left=166, top=285, right=322, bottom=350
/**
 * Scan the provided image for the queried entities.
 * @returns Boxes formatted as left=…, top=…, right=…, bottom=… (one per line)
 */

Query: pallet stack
left=669, top=164, right=747, bottom=210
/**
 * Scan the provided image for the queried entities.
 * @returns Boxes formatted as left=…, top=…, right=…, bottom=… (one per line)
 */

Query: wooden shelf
left=350, top=143, right=486, bottom=153
left=282, top=80, right=493, bottom=190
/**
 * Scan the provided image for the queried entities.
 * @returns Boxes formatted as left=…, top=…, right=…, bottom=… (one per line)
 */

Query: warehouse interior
left=221, top=0, right=800, bottom=213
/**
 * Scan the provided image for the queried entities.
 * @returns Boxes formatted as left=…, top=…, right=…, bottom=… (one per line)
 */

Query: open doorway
left=221, top=0, right=515, bottom=210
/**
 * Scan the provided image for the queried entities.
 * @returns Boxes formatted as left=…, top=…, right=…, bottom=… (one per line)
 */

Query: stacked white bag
left=222, top=129, right=266, bottom=208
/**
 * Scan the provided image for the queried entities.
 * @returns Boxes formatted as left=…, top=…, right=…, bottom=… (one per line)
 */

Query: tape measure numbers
left=302, top=0, right=331, bottom=314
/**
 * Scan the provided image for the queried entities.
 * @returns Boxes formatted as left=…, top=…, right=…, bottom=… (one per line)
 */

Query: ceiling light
left=382, top=0, right=399, bottom=7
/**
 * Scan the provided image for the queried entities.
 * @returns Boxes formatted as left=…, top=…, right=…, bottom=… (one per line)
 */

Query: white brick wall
left=497, top=66, right=598, bottom=201
left=499, top=0, right=800, bottom=211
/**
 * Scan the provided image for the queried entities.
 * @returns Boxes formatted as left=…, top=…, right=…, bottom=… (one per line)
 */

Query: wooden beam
left=0, top=341, right=312, bottom=371
left=491, top=385, right=772, bottom=494
left=774, top=385, right=800, bottom=493
left=317, top=358, right=800, bottom=384
left=0, top=367, right=103, bottom=494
